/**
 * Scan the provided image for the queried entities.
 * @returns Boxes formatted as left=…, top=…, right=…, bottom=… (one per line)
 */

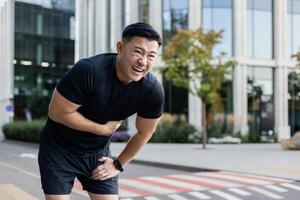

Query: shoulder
left=85, top=53, right=117, bottom=70
left=141, top=73, right=164, bottom=97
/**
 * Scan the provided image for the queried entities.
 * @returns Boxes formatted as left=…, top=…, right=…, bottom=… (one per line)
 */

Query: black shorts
left=38, top=140, right=118, bottom=195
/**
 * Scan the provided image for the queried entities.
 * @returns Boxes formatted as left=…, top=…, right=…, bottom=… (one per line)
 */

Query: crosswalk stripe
left=220, top=172, right=288, bottom=183
left=228, top=188, right=251, bottom=196
left=281, top=183, right=300, bottom=191
left=132, top=177, right=192, bottom=192
left=144, top=196, right=162, bottom=200
left=198, top=172, right=273, bottom=185
left=174, top=174, right=241, bottom=189
left=189, top=174, right=248, bottom=187
left=168, top=194, right=189, bottom=200
left=119, top=183, right=154, bottom=196
left=119, top=179, right=175, bottom=194
left=209, top=190, right=243, bottom=200
left=119, top=188, right=140, bottom=198
left=248, top=186, right=283, bottom=199
left=264, top=185, right=288, bottom=192
left=143, top=176, right=208, bottom=191
left=188, top=191, right=211, bottom=199
left=164, top=175, right=225, bottom=189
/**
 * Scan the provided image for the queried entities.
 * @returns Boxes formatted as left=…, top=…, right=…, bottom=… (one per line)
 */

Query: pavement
left=111, top=142, right=300, bottom=181
left=1, top=140, right=300, bottom=199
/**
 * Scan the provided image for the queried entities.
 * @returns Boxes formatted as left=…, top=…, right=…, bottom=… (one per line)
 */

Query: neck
left=115, top=56, right=131, bottom=85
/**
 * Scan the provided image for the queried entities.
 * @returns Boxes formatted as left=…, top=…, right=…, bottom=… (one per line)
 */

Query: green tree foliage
left=161, top=28, right=236, bottom=147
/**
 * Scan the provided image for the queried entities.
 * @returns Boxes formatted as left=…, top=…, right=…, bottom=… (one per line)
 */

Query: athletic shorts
left=38, top=140, right=118, bottom=195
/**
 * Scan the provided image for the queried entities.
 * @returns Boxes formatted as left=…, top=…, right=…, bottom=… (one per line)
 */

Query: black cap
left=122, top=22, right=162, bottom=46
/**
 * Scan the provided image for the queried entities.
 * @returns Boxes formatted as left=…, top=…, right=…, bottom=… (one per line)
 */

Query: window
left=247, top=0, right=273, bottom=59
left=202, top=0, right=233, bottom=57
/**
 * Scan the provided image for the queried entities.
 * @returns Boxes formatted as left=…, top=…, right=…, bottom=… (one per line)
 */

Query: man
left=38, top=22, right=164, bottom=200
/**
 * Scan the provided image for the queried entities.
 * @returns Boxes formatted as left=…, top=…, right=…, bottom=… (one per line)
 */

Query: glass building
left=13, top=0, right=75, bottom=120
left=1, top=0, right=299, bottom=141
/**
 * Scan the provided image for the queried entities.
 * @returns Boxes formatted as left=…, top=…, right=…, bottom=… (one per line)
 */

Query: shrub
left=149, top=113, right=199, bottom=143
left=2, top=120, right=46, bottom=143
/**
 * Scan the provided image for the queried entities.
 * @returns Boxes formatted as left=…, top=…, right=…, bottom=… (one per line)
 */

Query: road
left=0, top=140, right=300, bottom=200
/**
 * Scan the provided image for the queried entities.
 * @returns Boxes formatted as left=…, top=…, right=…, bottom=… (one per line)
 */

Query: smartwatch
left=113, top=159, right=124, bottom=172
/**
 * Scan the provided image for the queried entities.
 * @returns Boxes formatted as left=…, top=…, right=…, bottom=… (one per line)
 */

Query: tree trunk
left=202, top=102, right=207, bottom=149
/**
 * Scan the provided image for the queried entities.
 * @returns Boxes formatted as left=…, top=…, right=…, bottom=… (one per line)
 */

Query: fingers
left=91, top=169, right=108, bottom=180
left=91, top=157, right=119, bottom=181
left=98, top=157, right=107, bottom=162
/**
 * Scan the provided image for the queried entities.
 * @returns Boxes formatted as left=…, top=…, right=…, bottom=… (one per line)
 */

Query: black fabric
left=38, top=138, right=118, bottom=195
left=40, top=53, right=164, bottom=154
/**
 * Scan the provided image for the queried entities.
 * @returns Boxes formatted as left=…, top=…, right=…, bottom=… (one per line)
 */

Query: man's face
left=116, top=36, right=160, bottom=84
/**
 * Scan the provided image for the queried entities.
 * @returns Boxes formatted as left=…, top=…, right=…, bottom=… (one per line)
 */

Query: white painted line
left=228, top=188, right=251, bottom=196
left=176, top=174, right=241, bottom=187
left=0, top=161, right=40, bottom=179
left=168, top=194, right=189, bottom=200
left=119, top=189, right=140, bottom=198
left=188, top=191, right=211, bottom=199
left=219, top=172, right=290, bottom=183
left=281, top=183, right=300, bottom=191
left=120, top=198, right=134, bottom=200
left=0, top=161, right=88, bottom=198
left=264, top=185, right=288, bottom=192
left=119, top=179, right=175, bottom=194
left=198, top=172, right=271, bottom=185
left=209, top=190, right=242, bottom=200
left=144, top=196, right=161, bottom=200
left=20, top=153, right=37, bottom=159
left=248, top=186, right=283, bottom=199
left=143, top=176, right=207, bottom=191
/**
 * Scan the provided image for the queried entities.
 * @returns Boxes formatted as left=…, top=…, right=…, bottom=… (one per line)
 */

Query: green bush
left=2, top=120, right=46, bottom=143
left=150, top=122, right=199, bottom=143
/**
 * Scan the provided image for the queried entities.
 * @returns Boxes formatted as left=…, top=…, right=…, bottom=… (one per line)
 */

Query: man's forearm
left=117, top=132, right=153, bottom=167
left=49, top=111, right=102, bottom=135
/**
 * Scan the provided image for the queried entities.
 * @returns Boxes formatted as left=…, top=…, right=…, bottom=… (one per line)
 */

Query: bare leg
left=45, top=194, right=70, bottom=200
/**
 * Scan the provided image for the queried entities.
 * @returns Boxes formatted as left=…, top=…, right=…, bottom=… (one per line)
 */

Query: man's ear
left=116, top=41, right=123, bottom=54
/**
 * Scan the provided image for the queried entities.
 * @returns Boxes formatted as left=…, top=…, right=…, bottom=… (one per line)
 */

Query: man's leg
left=88, top=192, right=118, bottom=200
left=45, top=195, right=70, bottom=200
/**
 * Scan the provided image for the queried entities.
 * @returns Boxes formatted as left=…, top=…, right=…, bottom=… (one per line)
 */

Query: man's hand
left=91, top=157, right=120, bottom=181
left=97, top=121, right=122, bottom=136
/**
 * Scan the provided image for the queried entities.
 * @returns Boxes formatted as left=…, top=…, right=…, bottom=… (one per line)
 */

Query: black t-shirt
left=41, top=53, right=164, bottom=153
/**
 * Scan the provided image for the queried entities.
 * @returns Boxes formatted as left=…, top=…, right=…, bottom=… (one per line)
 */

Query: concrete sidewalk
left=111, top=143, right=300, bottom=181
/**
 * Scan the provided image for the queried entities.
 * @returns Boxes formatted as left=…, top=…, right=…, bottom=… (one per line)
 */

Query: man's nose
left=138, top=57, right=147, bottom=66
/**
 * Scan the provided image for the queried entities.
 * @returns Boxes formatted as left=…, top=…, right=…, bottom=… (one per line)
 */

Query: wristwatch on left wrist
left=113, top=159, right=124, bottom=172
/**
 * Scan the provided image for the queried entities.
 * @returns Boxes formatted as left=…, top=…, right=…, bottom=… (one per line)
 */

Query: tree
left=161, top=28, right=236, bottom=149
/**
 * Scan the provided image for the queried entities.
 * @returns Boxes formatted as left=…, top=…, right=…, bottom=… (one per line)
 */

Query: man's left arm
left=91, top=115, right=160, bottom=180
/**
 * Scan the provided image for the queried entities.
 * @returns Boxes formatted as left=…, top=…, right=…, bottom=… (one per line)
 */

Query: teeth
left=132, top=66, right=143, bottom=73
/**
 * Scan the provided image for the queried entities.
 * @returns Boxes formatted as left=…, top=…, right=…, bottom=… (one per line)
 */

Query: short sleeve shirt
left=41, top=53, right=164, bottom=153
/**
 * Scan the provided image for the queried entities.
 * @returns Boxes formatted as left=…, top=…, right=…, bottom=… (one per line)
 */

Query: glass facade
left=207, top=73, right=234, bottom=137
left=14, top=1, right=75, bottom=120
left=138, top=0, right=149, bottom=23
left=247, top=67, right=274, bottom=142
left=247, top=0, right=273, bottom=59
left=163, top=0, right=188, bottom=45
left=288, top=69, right=300, bottom=136
left=202, top=0, right=233, bottom=57
left=287, top=0, right=300, bottom=58
left=162, top=0, right=189, bottom=117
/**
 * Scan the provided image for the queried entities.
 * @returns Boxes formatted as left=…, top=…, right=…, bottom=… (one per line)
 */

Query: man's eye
left=134, top=50, right=142, bottom=54
left=148, top=55, right=155, bottom=59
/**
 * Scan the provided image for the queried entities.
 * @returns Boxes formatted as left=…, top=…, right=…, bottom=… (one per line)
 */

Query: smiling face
left=115, top=36, right=160, bottom=85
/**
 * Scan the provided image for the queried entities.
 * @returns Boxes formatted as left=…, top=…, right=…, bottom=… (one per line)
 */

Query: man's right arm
left=48, top=88, right=120, bottom=136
